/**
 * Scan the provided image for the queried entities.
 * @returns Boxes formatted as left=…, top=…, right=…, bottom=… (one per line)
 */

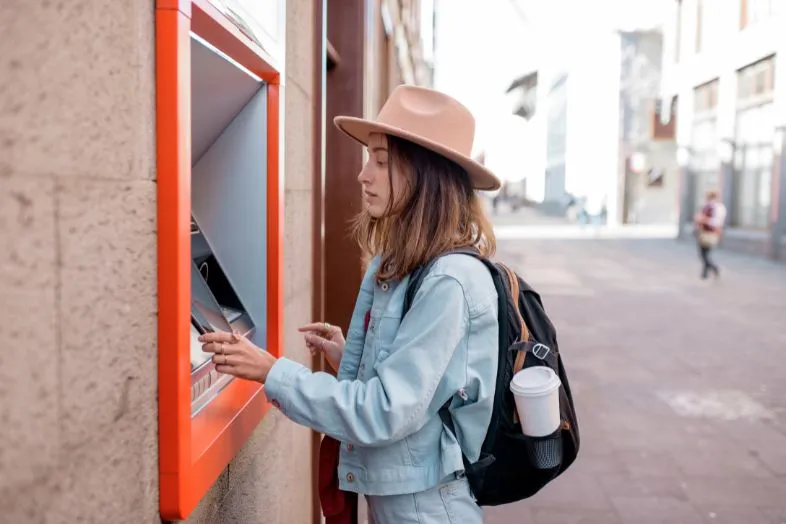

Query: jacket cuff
left=264, top=357, right=306, bottom=412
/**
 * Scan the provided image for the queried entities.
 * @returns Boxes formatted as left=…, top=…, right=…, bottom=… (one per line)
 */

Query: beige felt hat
left=334, top=85, right=502, bottom=191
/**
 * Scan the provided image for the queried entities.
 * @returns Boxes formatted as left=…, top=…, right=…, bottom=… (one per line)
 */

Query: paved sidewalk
left=484, top=203, right=571, bottom=227
left=485, top=237, right=786, bottom=524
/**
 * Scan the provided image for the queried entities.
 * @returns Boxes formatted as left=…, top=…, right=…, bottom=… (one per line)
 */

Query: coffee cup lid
left=510, top=366, right=561, bottom=397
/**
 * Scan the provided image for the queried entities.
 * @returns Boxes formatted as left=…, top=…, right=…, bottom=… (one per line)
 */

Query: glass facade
left=733, top=104, right=774, bottom=228
left=732, top=56, right=776, bottom=229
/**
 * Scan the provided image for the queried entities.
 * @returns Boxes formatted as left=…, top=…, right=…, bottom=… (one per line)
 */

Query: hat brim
left=334, top=116, right=502, bottom=191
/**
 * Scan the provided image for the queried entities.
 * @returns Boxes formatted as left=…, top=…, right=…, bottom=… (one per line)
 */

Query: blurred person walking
left=694, top=190, right=726, bottom=279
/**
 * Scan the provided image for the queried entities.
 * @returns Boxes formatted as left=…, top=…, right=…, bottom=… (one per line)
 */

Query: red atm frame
left=155, top=0, right=283, bottom=519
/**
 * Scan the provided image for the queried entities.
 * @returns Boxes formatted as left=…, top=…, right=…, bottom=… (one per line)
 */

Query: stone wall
left=0, top=0, right=316, bottom=522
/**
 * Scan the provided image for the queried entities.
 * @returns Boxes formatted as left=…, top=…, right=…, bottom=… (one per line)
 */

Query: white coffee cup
left=510, top=366, right=562, bottom=437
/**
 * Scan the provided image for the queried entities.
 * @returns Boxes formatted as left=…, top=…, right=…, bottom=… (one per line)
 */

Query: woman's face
left=358, top=133, right=406, bottom=218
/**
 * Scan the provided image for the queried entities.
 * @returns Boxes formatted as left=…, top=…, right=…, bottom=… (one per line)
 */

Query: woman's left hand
left=199, top=331, right=277, bottom=383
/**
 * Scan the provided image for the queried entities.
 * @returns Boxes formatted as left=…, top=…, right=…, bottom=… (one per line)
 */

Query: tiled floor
left=483, top=234, right=786, bottom=524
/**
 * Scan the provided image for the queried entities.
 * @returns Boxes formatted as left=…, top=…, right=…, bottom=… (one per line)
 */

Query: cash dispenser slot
left=190, top=220, right=255, bottom=338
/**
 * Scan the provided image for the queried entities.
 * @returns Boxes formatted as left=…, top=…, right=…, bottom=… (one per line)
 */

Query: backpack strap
left=509, top=339, right=560, bottom=371
left=498, top=262, right=561, bottom=425
left=498, top=263, right=560, bottom=372
left=499, top=263, right=529, bottom=340
left=498, top=262, right=531, bottom=375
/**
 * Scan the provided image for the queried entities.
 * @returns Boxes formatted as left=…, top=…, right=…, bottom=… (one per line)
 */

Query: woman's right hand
left=298, top=322, right=345, bottom=372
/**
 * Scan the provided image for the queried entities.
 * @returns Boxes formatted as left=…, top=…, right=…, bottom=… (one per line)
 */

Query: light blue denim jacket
left=265, top=254, right=499, bottom=496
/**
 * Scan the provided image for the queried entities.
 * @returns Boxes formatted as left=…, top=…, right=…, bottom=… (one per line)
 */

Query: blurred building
left=659, top=0, right=786, bottom=258
left=619, top=31, right=679, bottom=225
left=507, top=29, right=678, bottom=225
left=0, top=0, right=433, bottom=523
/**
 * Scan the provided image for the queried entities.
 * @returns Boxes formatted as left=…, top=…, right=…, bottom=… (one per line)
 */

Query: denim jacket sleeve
left=264, top=272, right=469, bottom=447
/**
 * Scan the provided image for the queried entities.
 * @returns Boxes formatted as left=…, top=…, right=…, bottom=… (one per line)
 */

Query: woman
left=199, top=85, right=501, bottom=523
left=694, top=189, right=726, bottom=279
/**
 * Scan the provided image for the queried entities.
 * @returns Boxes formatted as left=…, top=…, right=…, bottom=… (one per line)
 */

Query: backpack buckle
left=532, top=343, right=551, bottom=360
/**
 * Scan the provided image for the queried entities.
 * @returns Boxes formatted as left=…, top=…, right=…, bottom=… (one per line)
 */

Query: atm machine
left=186, top=33, right=270, bottom=415
left=156, top=3, right=284, bottom=518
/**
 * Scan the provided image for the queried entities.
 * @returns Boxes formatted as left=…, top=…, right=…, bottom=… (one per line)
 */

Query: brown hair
left=352, top=135, right=496, bottom=282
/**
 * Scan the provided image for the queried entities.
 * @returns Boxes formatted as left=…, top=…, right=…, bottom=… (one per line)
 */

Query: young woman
left=199, top=85, right=501, bottom=523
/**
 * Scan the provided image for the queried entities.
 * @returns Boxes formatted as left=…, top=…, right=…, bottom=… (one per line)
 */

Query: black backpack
left=403, top=250, right=580, bottom=506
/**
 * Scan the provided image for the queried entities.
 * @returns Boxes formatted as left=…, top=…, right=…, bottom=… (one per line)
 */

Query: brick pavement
left=484, top=236, right=786, bottom=524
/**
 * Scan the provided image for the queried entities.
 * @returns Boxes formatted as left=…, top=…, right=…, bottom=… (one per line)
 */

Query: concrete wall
left=0, top=1, right=159, bottom=521
left=0, top=0, right=316, bottom=522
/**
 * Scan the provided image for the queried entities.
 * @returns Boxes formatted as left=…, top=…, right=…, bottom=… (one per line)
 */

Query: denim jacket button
left=380, top=282, right=390, bottom=292
left=346, top=472, right=355, bottom=482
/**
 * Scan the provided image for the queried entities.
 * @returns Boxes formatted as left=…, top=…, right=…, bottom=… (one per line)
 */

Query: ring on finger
left=218, top=343, right=225, bottom=355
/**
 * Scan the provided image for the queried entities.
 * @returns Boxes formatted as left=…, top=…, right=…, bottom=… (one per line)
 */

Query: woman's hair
left=352, top=134, right=496, bottom=281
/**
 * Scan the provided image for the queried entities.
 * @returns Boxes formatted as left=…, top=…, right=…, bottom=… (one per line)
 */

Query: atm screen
left=191, top=261, right=233, bottom=334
